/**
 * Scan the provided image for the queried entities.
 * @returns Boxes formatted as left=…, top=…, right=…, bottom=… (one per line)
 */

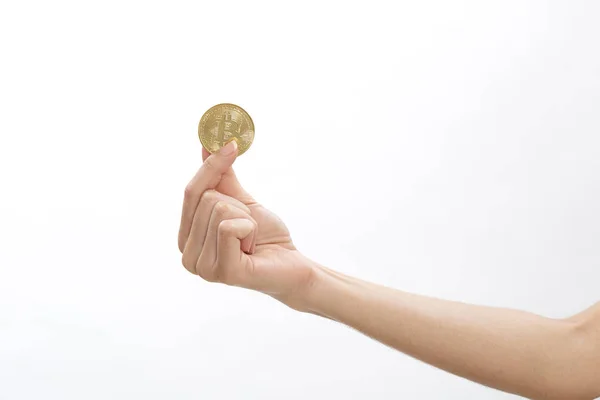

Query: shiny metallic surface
left=198, top=103, right=255, bottom=156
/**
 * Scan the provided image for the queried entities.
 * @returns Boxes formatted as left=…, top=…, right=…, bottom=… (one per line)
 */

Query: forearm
left=303, top=266, right=599, bottom=400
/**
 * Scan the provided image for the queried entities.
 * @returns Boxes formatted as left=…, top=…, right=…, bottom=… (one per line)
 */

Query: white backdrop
left=1, top=1, right=599, bottom=399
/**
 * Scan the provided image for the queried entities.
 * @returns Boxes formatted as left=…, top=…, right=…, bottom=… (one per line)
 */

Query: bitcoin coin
left=198, top=103, right=255, bottom=156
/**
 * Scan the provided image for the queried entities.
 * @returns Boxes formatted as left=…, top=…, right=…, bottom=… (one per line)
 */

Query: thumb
left=201, top=139, right=238, bottom=182
left=203, top=140, right=254, bottom=204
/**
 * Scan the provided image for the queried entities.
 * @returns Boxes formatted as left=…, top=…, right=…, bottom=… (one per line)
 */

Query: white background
left=1, top=1, right=599, bottom=399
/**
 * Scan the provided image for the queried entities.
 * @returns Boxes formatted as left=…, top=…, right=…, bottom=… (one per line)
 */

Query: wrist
left=296, top=263, right=355, bottom=318
left=273, top=261, right=334, bottom=314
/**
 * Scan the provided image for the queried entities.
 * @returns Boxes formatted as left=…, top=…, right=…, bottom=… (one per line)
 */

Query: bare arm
left=304, top=266, right=600, bottom=400
left=179, top=144, right=600, bottom=400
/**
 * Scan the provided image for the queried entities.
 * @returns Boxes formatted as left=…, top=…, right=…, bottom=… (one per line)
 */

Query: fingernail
left=220, top=140, right=238, bottom=156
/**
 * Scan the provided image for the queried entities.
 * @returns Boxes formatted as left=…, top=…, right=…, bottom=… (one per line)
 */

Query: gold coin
left=198, top=103, right=255, bottom=156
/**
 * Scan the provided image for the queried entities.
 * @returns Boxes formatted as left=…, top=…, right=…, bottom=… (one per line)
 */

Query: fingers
left=196, top=204, right=257, bottom=278
left=187, top=189, right=251, bottom=253
left=182, top=196, right=256, bottom=275
left=194, top=218, right=255, bottom=284
left=216, top=218, right=256, bottom=283
left=178, top=140, right=239, bottom=252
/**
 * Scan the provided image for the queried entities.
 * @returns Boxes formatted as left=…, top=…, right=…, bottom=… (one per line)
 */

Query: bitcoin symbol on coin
left=198, top=103, right=255, bottom=156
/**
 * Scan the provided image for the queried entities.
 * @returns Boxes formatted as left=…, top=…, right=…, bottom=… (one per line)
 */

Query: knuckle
left=199, top=189, right=217, bottom=205
left=214, top=201, right=230, bottom=218
left=218, top=219, right=234, bottom=236
left=198, top=261, right=217, bottom=283
left=203, top=157, right=217, bottom=172
left=184, top=183, right=198, bottom=199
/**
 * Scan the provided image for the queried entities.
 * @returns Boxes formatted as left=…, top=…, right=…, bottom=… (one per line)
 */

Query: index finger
left=178, top=141, right=238, bottom=252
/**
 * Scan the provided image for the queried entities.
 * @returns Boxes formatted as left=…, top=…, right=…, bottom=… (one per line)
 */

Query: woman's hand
left=178, top=141, right=317, bottom=310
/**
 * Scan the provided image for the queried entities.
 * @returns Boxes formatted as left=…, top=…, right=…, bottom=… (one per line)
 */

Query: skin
left=178, top=141, right=600, bottom=400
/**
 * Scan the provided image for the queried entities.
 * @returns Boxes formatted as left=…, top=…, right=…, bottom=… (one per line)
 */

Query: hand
left=178, top=140, right=317, bottom=310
